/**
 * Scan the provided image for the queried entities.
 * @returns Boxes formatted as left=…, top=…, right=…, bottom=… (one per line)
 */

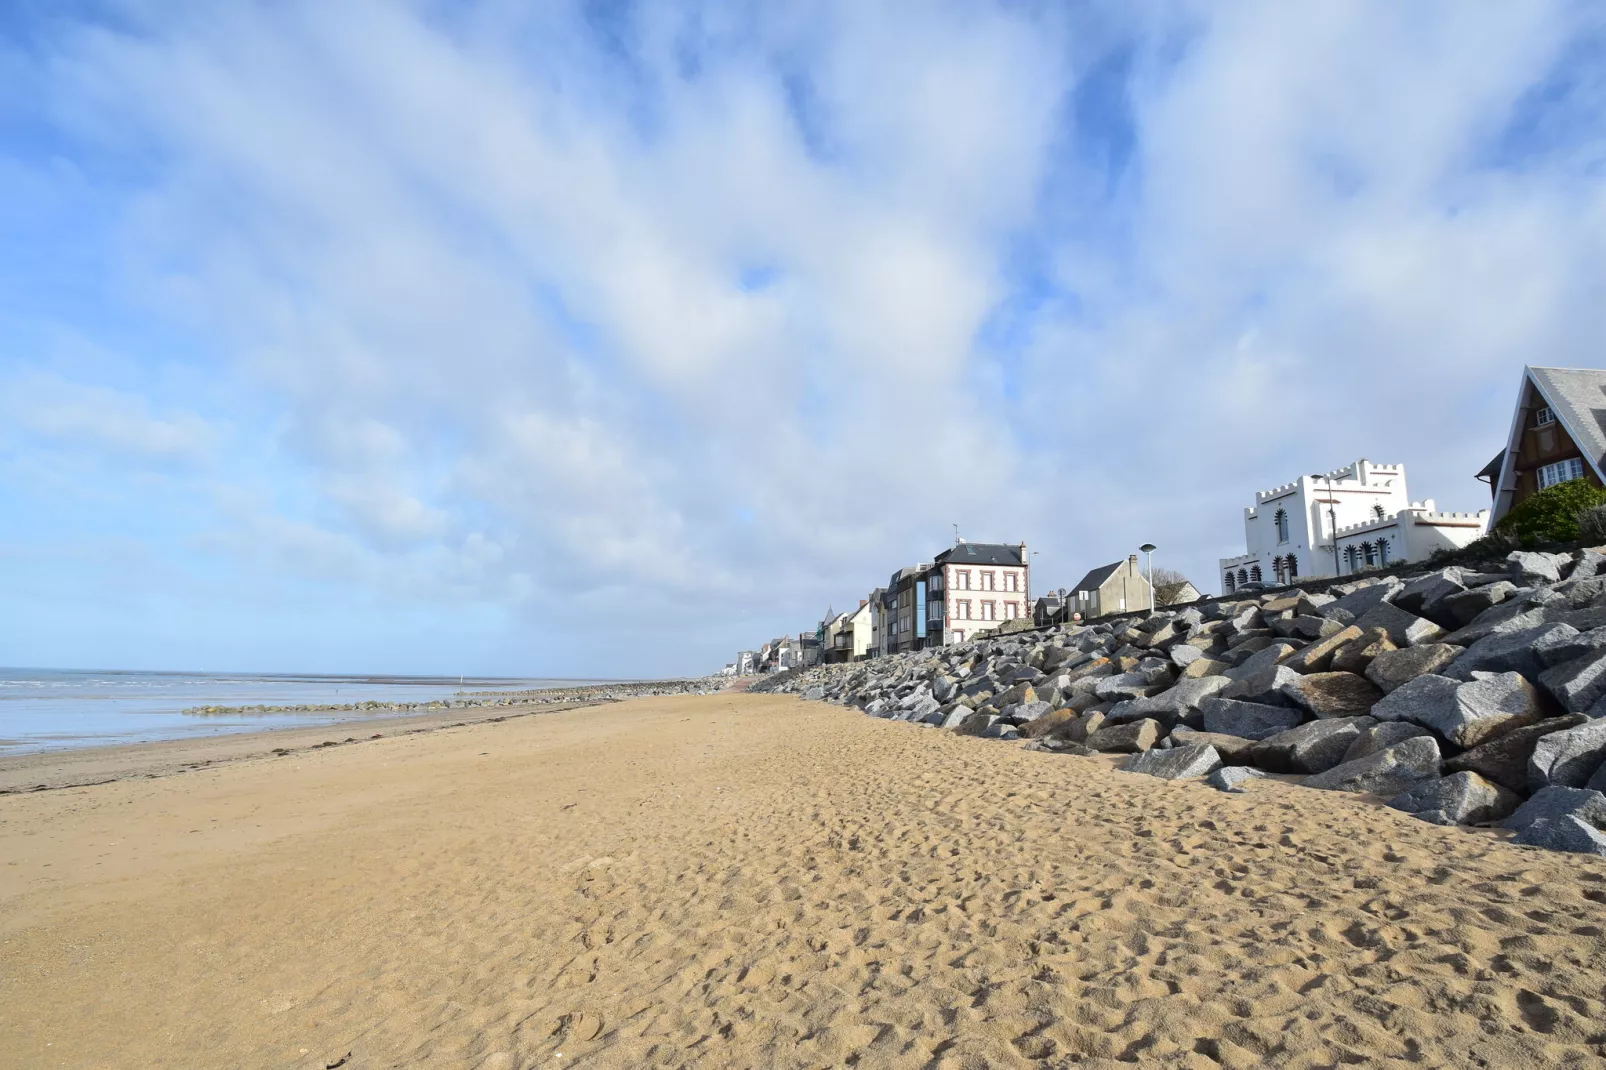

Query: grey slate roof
left=1529, top=366, right=1606, bottom=477
left=1070, top=561, right=1124, bottom=594
left=933, top=542, right=1024, bottom=567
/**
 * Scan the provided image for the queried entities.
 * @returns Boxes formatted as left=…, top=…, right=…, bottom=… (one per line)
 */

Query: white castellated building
left=1219, top=459, right=1489, bottom=594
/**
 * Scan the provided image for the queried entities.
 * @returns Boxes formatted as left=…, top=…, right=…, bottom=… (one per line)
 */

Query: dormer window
left=1536, top=406, right=1556, bottom=427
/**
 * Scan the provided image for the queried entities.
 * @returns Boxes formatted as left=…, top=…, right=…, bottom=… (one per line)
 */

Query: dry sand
left=4, top=693, right=1606, bottom=1069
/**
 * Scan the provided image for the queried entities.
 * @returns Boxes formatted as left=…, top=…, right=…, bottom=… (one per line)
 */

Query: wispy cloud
left=1, top=1, right=1602, bottom=674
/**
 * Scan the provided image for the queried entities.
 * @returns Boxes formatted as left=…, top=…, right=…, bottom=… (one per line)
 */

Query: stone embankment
left=184, top=678, right=722, bottom=717
left=756, top=549, right=1606, bottom=856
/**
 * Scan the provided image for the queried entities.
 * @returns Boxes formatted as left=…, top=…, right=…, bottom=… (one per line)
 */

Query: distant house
left=822, top=601, right=873, bottom=663
left=1069, top=555, right=1152, bottom=619
left=1154, top=580, right=1202, bottom=607
left=883, top=563, right=933, bottom=655
left=1033, top=589, right=1067, bottom=627
left=865, top=587, right=888, bottom=658
left=1484, top=366, right=1606, bottom=524
left=930, top=540, right=1030, bottom=645
left=735, top=650, right=757, bottom=675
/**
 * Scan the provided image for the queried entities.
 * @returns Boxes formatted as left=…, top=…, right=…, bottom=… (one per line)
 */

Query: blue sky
left=3, top=1, right=1605, bottom=677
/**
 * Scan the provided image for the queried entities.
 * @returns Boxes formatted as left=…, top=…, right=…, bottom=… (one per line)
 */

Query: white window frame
left=1538, top=457, right=1586, bottom=489
left=1536, top=406, right=1556, bottom=427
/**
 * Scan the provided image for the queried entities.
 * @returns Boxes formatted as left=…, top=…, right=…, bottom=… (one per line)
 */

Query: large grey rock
left=1393, top=569, right=1466, bottom=616
left=803, top=686, right=826, bottom=701
left=1447, top=623, right=1577, bottom=683
left=1330, top=627, right=1398, bottom=674
left=1094, top=672, right=1166, bottom=701
left=1444, top=714, right=1589, bottom=793
left=1364, top=644, right=1462, bottom=693
left=1278, top=671, right=1383, bottom=718
left=1170, top=726, right=1257, bottom=763
left=1387, top=771, right=1520, bottom=826
left=1250, top=716, right=1376, bottom=774
left=1355, top=602, right=1446, bottom=647
left=1282, top=624, right=1365, bottom=674
left=1199, top=697, right=1306, bottom=740
left=1369, top=672, right=1545, bottom=749
left=1000, top=699, right=1050, bottom=725
left=1300, top=736, right=1442, bottom=795
left=1503, top=785, right=1606, bottom=832
left=1443, top=604, right=1552, bottom=648
left=1529, top=719, right=1606, bottom=791
left=1438, top=581, right=1517, bottom=628
left=1170, top=644, right=1204, bottom=668
left=1222, top=641, right=1302, bottom=682
left=1085, top=718, right=1161, bottom=753
left=1536, top=626, right=1606, bottom=670
left=1539, top=650, right=1606, bottom=714
left=1101, top=677, right=1232, bottom=729
left=952, top=712, right=997, bottom=737
left=1319, top=580, right=1403, bottom=622
left=1513, top=815, right=1606, bottom=856
left=1509, top=550, right=1565, bottom=585
left=1208, top=766, right=1269, bottom=793
left=981, top=722, right=1020, bottom=740
left=1123, top=743, right=1223, bottom=781
left=1342, top=721, right=1433, bottom=763
left=1221, top=664, right=1303, bottom=706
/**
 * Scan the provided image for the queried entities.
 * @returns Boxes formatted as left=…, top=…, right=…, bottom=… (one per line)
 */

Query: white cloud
left=5, top=0, right=1604, bottom=674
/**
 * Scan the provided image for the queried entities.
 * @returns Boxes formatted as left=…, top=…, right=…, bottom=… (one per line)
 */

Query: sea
left=0, top=668, right=606, bottom=754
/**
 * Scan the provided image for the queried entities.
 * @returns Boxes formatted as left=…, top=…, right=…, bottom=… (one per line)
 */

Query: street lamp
left=1310, top=473, right=1343, bottom=578
left=1139, top=543, right=1157, bottom=611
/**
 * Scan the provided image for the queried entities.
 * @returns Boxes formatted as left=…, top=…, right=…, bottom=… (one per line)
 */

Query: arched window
left=1271, top=556, right=1284, bottom=584
left=1344, top=545, right=1360, bottom=571
left=1363, top=541, right=1378, bottom=567
left=1237, top=568, right=1249, bottom=586
left=1250, top=564, right=1263, bottom=582
left=1274, top=508, right=1289, bottom=544
left=1224, top=572, right=1236, bottom=593
left=1285, top=554, right=1298, bottom=580
left=1372, top=503, right=1385, bottom=521
left=1378, top=539, right=1391, bottom=565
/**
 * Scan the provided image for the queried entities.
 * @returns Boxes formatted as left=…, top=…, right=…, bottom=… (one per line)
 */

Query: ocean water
left=0, top=668, right=603, bottom=754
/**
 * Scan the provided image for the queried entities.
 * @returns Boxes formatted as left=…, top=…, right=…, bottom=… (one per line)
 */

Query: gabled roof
left=1491, top=366, right=1606, bottom=522
left=1070, top=561, right=1124, bottom=593
left=934, top=542, right=1024, bottom=567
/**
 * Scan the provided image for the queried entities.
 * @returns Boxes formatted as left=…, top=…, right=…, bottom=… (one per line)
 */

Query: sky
left=3, top=1, right=1605, bottom=678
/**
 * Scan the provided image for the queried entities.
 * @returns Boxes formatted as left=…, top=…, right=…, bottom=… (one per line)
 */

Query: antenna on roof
left=953, top=523, right=962, bottom=544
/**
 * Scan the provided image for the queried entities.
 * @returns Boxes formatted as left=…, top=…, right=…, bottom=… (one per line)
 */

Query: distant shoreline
left=0, top=678, right=722, bottom=794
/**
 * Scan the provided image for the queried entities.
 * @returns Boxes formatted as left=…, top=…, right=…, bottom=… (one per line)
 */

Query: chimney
left=1129, top=553, right=1139, bottom=567
left=859, top=599, right=867, bottom=607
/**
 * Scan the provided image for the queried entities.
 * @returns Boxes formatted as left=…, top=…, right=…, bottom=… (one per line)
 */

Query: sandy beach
left=5, top=693, right=1606, bottom=1069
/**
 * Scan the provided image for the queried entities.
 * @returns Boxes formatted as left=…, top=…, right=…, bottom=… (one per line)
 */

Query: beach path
left=4, top=692, right=1606, bottom=1069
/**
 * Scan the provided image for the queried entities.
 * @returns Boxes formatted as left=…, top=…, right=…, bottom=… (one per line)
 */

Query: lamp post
left=1139, top=543, right=1157, bottom=611
left=1310, top=473, right=1342, bottom=578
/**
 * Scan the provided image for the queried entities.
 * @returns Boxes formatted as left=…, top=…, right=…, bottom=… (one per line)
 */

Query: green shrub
left=1495, top=478, right=1606, bottom=545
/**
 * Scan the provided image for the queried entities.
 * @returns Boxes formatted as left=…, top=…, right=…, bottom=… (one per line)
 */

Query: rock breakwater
left=756, top=549, right=1606, bottom=856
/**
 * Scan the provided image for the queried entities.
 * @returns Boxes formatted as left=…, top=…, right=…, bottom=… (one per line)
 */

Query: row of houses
left=724, top=365, right=1606, bottom=675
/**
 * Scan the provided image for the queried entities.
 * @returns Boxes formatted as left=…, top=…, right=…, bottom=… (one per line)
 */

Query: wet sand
left=4, top=693, right=1606, bottom=1069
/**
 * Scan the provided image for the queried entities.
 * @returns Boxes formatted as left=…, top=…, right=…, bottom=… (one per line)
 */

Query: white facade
left=1334, top=507, right=1489, bottom=572
left=1219, top=459, right=1488, bottom=593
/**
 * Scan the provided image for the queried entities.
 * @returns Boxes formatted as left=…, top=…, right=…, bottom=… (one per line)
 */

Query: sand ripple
left=4, top=693, right=1606, bottom=1068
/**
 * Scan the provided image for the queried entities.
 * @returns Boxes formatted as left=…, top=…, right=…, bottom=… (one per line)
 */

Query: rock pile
left=754, top=549, right=1606, bottom=856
